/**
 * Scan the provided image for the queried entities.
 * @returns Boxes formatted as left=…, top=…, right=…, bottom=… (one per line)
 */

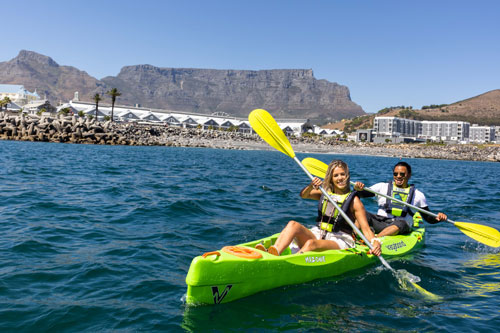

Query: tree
left=93, top=93, right=102, bottom=120
left=1, top=96, right=12, bottom=111
left=106, top=88, right=121, bottom=122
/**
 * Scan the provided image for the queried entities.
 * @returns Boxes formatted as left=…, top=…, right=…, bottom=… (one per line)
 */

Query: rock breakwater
left=0, top=113, right=499, bottom=162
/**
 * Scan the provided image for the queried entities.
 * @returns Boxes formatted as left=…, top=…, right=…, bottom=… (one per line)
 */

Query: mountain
left=324, top=90, right=500, bottom=132
left=0, top=50, right=107, bottom=102
left=0, top=50, right=364, bottom=122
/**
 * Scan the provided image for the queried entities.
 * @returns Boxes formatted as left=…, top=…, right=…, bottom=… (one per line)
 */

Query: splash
left=395, top=269, right=443, bottom=301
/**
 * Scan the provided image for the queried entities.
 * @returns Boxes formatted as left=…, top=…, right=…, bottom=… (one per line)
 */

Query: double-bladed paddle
left=249, top=108, right=440, bottom=300
left=301, top=157, right=500, bottom=248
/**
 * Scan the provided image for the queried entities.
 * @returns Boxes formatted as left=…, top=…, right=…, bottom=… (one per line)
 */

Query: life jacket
left=316, top=191, right=357, bottom=235
left=382, top=181, right=416, bottom=217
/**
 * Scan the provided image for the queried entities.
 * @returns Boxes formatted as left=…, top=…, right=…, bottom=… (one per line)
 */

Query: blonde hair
left=323, top=160, right=350, bottom=192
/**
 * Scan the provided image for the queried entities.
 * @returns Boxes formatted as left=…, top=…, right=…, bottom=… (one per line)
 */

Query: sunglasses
left=393, top=172, right=407, bottom=177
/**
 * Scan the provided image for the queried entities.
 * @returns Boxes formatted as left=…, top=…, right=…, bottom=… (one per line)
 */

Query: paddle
left=301, top=157, right=500, bottom=248
left=249, top=109, right=440, bottom=300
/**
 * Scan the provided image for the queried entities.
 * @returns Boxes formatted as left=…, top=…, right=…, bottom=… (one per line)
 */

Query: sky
left=2, top=0, right=499, bottom=114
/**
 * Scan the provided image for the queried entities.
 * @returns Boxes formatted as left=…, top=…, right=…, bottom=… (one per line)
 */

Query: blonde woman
left=258, top=160, right=381, bottom=256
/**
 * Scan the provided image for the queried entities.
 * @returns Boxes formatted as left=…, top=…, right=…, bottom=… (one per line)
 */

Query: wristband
left=370, top=237, right=382, bottom=245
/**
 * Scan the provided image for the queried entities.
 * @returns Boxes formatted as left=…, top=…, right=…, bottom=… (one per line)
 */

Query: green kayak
left=185, top=224, right=425, bottom=305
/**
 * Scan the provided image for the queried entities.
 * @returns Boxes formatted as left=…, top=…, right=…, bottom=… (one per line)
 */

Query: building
left=372, top=116, right=476, bottom=143
left=372, top=117, right=421, bottom=143
left=420, top=121, right=470, bottom=142
left=373, top=117, right=421, bottom=138
left=355, top=129, right=374, bottom=142
left=0, top=84, right=40, bottom=106
left=469, top=125, right=495, bottom=143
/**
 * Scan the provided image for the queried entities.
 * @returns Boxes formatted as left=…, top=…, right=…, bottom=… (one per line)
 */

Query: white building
left=469, top=124, right=496, bottom=143
left=419, top=121, right=469, bottom=142
left=0, top=84, right=40, bottom=105
left=373, top=117, right=421, bottom=138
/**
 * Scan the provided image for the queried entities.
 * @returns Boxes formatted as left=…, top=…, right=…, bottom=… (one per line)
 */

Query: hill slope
left=324, top=90, right=500, bottom=132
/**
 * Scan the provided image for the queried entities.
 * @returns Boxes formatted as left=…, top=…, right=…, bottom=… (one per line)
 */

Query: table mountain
left=0, top=50, right=364, bottom=122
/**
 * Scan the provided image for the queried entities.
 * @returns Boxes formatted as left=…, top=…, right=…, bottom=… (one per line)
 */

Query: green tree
left=1, top=96, right=12, bottom=111
left=78, top=110, right=85, bottom=117
left=93, top=93, right=102, bottom=120
left=106, top=88, right=121, bottom=122
left=59, top=107, right=71, bottom=115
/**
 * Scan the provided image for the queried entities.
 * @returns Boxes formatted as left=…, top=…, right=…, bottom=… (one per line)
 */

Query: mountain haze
left=0, top=50, right=364, bottom=122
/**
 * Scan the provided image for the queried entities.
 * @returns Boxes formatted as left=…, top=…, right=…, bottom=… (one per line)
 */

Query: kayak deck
left=185, top=226, right=425, bottom=305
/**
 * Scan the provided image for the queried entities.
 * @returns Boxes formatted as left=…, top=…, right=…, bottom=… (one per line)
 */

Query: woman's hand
left=311, top=177, right=323, bottom=189
left=369, top=238, right=382, bottom=256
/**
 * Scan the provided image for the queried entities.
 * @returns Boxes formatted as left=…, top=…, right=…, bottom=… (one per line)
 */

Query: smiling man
left=354, top=161, right=447, bottom=237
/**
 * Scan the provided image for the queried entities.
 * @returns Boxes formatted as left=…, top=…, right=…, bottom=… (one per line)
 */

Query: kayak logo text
left=212, top=285, right=232, bottom=304
left=385, top=241, right=406, bottom=252
left=305, top=256, right=326, bottom=263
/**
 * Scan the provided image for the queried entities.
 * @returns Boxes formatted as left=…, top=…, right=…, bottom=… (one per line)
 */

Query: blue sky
left=2, top=0, right=499, bottom=114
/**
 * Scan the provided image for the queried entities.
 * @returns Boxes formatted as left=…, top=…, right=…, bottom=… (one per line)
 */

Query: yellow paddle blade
left=410, top=281, right=443, bottom=301
left=302, top=157, right=327, bottom=178
left=248, top=109, right=295, bottom=158
left=454, top=222, right=500, bottom=248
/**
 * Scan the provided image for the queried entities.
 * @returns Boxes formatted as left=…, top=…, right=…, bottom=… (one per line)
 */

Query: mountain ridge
left=0, top=50, right=364, bottom=122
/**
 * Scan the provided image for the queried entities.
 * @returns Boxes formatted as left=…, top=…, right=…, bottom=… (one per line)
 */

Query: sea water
left=0, top=140, right=499, bottom=331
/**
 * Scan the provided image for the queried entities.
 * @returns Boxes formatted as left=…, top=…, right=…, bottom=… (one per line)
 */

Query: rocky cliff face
left=0, top=50, right=107, bottom=102
left=101, top=65, right=364, bottom=121
left=0, top=50, right=364, bottom=122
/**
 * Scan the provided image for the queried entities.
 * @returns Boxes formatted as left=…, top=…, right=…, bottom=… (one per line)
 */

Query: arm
left=351, top=196, right=381, bottom=256
left=353, top=181, right=376, bottom=198
left=420, top=206, right=448, bottom=224
left=300, top=177, right=323, bottom=200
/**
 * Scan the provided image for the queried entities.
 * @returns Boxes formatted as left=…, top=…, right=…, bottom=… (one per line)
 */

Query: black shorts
left=365, top=212, right=411, bottom=235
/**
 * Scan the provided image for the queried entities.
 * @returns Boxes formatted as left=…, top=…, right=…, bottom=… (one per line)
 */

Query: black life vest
left=316, top=191, right=357, bottom=235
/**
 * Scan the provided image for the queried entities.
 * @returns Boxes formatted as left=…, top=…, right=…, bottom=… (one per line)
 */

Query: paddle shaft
left=351, top=181, right=455, bottom=225
left=295, top=157, right=394, bottom=271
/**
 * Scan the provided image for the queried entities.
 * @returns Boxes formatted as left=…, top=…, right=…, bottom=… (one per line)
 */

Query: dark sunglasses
left=393, top=172, right=406, bottom=177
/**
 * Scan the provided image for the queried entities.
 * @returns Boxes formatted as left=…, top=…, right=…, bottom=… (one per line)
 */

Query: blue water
left=0, top=140, right=499, bottom=331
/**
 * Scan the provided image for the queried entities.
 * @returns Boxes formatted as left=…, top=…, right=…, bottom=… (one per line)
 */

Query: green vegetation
left=93, top=93, right=102, bottom=119
left=58, top=107, right=71, bottom=115
left=104, top=115, right=111, bottom=121
left=343, top=115, right=373, bottom=133
left=377, top=105, right=412, bottom=114
left=106, top=88, right=121, bottom=122
left=0, top=96, right=12, bottom=111
left=398, top=108, right=422, bottom=119
left=78, top=110, right=85, bottom=117
left=422, top=104, right=448, bottom=109
left=302, top=132, right=318, bottom=138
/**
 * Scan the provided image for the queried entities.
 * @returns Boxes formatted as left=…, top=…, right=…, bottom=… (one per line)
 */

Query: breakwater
left=0, top=112, right=499, bottom=162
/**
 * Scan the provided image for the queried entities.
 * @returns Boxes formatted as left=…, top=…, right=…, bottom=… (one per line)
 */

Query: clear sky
left=2, top=0, right=499, bottom=114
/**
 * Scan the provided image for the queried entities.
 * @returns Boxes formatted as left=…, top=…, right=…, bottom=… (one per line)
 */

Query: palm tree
left=106, top=88, right=121, bottom=122
left=93, top=93, right=102, bottom=120
left=1, top=97, right=12, bottom=112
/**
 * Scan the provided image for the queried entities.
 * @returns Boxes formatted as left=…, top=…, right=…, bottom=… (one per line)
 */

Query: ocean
left=0, top=140, right=499, bottom=331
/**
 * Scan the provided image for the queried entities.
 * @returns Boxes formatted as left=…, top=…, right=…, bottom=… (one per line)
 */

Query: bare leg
left=273, top=220, right=316, bottom=255
left=377, top=225, right=400, bottom=237
left=299, top=238, right=341, bottom=253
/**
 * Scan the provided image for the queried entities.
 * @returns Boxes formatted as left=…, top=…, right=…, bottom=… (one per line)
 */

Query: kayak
left=185, top=221, right=425, bottom=305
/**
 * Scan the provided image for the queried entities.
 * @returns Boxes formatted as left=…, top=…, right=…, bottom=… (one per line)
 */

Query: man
left=354, top=161, right=447, bottom=237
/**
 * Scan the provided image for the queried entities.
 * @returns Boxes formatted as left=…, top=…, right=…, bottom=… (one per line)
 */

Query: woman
left=258, top=160, right=381, bottom=256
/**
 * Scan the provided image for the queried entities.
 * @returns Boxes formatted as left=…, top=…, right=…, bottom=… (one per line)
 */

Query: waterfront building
left=66, top=100, right=308, bottom=136
left=372, top=117, right=421, bottom=143
left=469, top=124, right=496, bottom=143
left=0, top=84, right=40, bottom=106
left=420, top=121, right=469, bottom=142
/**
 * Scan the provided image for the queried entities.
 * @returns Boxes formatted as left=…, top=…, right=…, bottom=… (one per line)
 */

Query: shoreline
left=1, top=112, right=499, bottom=162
